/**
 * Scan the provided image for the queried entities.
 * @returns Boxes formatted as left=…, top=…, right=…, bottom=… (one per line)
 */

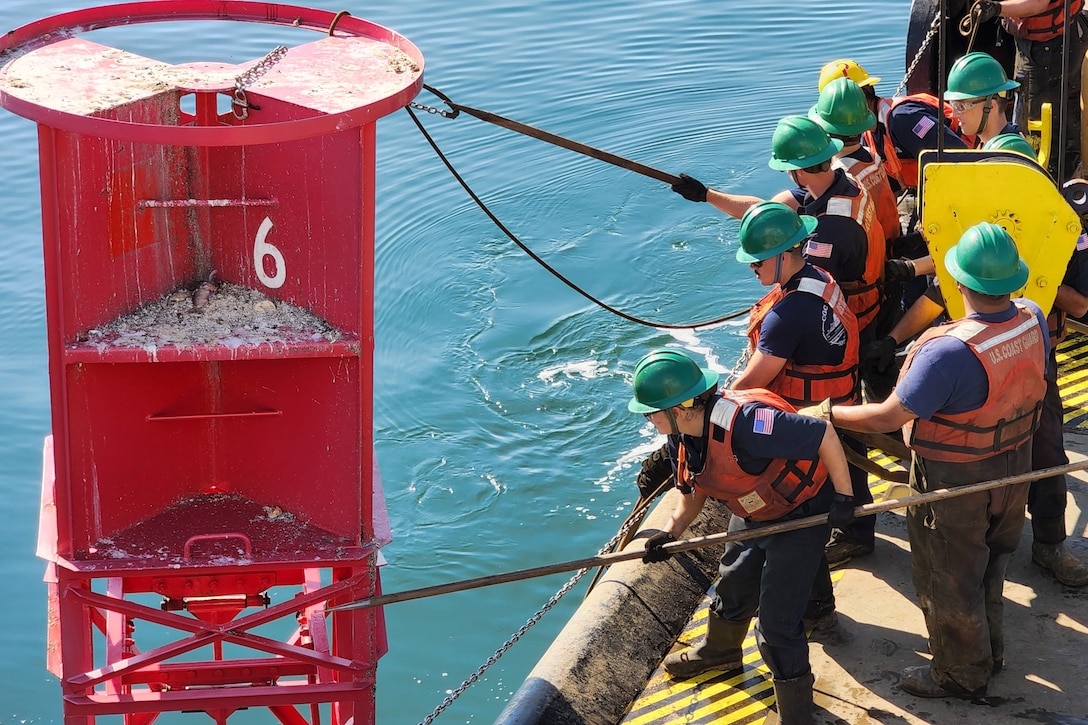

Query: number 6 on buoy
left=254, top=216, right=286, bottom=289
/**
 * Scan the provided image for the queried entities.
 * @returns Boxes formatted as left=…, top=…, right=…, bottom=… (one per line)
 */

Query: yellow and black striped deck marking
left=620, top=450, right=908, bottom=723
left=1058, top=331, right=1088, bottom=430
left=620, top=568, right=850, bottom=725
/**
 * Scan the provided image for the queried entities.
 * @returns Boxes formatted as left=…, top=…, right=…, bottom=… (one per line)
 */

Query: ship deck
left=617, top=330, right=1088, bottom=725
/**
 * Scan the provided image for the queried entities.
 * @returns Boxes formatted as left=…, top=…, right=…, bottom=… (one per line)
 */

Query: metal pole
left=325, top=459, right=1088, bottom=612
left=937, top=0, right=947, bottom=159
left=1058, top=0, right=1072, bottom=179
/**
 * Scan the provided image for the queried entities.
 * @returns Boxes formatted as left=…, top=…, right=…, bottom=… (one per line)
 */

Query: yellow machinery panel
left=919, top=149, right=1081, bottom=320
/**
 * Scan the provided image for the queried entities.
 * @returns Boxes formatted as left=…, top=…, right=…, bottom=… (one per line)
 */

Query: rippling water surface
left=0, top=1, right=907, bottom=721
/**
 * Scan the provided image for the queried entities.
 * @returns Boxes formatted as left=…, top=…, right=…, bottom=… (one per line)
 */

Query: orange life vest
left=1005, top=0, right=1085, bottom=41
left=747, top=271, right=861, bottom=406
left=676, top=389, right=828, bottom=521
left=822, top=175, right=886, bottom=330
left=900, top=305, right=1047, bottom=462
left=836, top=151, right=902, bottom=244
left=1047, top=308, right=1068, bottom=344
left=875, top=93, right=973, bottom=188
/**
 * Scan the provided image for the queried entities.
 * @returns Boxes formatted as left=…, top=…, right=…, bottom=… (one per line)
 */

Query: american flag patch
left=1078, top=233, right=1088, bottom=251
left=753, top=407, right=775, bottom=435
left=805, top=239, right=834, bottom=258
left=913, top=115, right=936, bottom=138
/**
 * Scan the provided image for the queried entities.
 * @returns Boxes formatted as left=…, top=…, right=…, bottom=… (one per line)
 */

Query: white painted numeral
left=253, top=216, right=286, bottom=289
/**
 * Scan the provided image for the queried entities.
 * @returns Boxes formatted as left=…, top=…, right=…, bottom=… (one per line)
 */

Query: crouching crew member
left=631, top=347, right=854, bottom=724
left=807, top=223, right=1048, bottom=698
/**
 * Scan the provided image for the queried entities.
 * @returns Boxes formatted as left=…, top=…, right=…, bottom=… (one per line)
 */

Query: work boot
left=803, top=598, right=845, bottom=645
left=663, top=613, right=748, bottom=678
left=635, top=443, right=672, bottom=500
left=899, top=665, right=985, bottom=699
left=824, top=528, right=875, bottom=565
left=1031, top=516, right=1088, bottom=587
left=763, top=671, right=815, bottom=725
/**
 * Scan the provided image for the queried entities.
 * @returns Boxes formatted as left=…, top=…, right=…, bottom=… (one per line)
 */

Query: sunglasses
left=644, top=398, right=697, bottom=419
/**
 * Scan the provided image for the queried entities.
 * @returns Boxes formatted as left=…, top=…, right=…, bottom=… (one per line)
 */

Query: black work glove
left=828, top=493, right=856, bottom=529
left=636, top=444, right=673, bottom=499
left=891, top=230, right=926, bottom=259
left=974, top=0, right=1001, bottom=24
left=860, top=335, right=897, bottom=374
left=884, top=257, right=917, bottom=284
left=672, top=173, right=708, bottom=202
left=642, top=531, right=677, bottom=563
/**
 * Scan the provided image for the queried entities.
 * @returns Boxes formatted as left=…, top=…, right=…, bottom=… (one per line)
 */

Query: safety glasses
left=950, top=98, right=986, bottom=114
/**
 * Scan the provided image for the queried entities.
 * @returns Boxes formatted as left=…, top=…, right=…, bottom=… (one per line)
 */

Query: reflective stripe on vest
left=677, top=389, right=827, bottom=521
left=746, top=273, right=861, bottom=407
left=821, top=178, right=886, bottom=330
left=836, top=152, right=901, bottom=243
left=900, top=306, right=1047, bottom=462
left=1007, top=0, right=1085, bottom=41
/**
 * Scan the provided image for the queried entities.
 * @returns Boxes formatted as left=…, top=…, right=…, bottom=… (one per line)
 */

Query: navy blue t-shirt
left=757, top=264, right=849, bottom=367
left=670, top=399, right=827, bottom=478
left=1062, top=238, right=1088, bottom=297
left=897, top=300, right=1049, bottom=419
left=789, top=168, right=868, bottom=284
left=882, top=100, right=969, bottom=159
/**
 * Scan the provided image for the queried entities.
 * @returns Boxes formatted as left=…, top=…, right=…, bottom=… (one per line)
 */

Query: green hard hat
left=628, top=349, right=719, bottom=414
left=944, top=222, right=1029, bottom=295
left=982, top=132, right=1037, bottom=160
left=736, top=201, right=819, bottom=264
left=808, top=77, right=877, bottom=136
left=768, top=115, right=844, bottom=171
left=944, top=52, right=1019, bottom=101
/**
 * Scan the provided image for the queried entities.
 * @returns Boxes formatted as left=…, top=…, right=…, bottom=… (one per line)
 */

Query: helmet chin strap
left=773, top=252, right=785, bottom=286
left=973, top=95, right=994, bottom=139
left=664, top=406, right=682, bottom=436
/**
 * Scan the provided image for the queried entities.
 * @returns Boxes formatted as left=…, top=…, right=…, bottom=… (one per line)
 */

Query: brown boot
left=663, top=614, right=748, bottom=678
left=899, top=664, right=985, bottom=699
left=1032, top=516, right=1088, bottom=587
left=763, top=671, right=815, bottom=725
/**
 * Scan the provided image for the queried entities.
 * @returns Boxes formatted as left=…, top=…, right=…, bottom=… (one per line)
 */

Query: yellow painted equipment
left=1025, top=101, right=1053, bottom=170
left=918, top=149, right=1081, bottom=320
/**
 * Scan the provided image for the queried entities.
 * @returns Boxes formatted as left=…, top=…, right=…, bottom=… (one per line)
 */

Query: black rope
left=404, top=105, right=750, bottom=330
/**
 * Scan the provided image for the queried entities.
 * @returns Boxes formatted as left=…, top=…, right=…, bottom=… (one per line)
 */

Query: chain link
left=722, top=344, right=752, bottom=389
left=409, top=100, right=457, bottom=118
left=417, top=504, right=651, bottom=725
left=232, top=45, right=289, bottom=120
left=897, top=12, right=942, bottom=98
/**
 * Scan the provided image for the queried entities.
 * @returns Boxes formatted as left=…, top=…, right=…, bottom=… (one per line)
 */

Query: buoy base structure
left=1, top=3, right=423, bottom=723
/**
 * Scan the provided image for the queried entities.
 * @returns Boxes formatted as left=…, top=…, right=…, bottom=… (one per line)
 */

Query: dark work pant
left=1014, top=18, right=1087, bottom=180
left=907, top=448, right=1031, bottom=693
left=844, top=434, right=876, bottom=542
left=711, top=484, right=832, bottom=680
left=1029, top=351, right=1069, bottom=537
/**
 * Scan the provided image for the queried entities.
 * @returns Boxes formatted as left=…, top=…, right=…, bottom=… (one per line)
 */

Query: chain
left=897, top=12, right=942, bottom=97
left=409, top=100, right=457, bottom=118
left=417, top=508, right=648, bottom=725
left=722, top=344, right=752, bottom=388
left=232, top=45, right=288, bottom=120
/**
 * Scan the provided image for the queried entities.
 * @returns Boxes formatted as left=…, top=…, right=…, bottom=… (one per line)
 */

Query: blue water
left=0, top=1, right=907, bottom=722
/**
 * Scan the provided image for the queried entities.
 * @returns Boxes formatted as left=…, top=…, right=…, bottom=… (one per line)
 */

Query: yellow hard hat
left=818, top=59, right=881, bottom=92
